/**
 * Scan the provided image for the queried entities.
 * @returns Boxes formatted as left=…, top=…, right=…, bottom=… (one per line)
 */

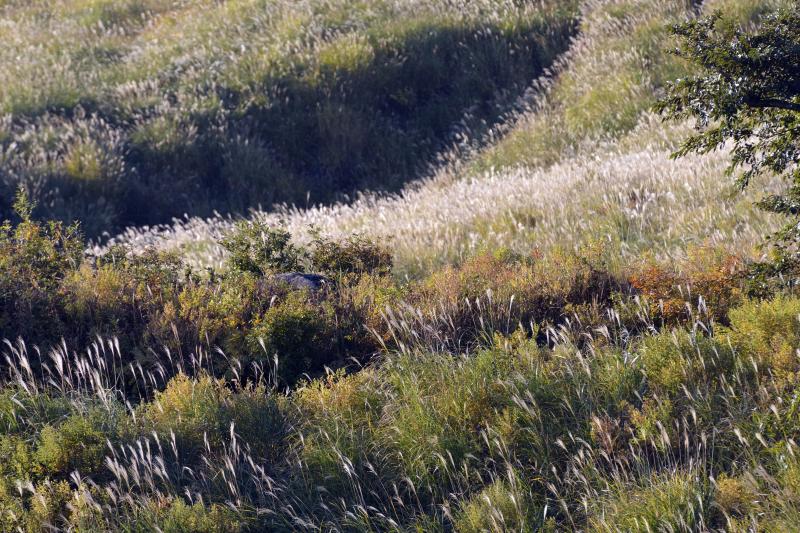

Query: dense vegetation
left=4, top=0, right=800, bottom=531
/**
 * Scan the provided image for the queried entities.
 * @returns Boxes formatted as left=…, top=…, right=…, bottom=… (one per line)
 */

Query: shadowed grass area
left=99, top=0, right=788, bottom=280
left=0, top=0, right=578, bottom=236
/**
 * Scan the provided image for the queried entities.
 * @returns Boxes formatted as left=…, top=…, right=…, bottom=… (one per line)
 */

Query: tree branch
left=746, top=97, right=800, bottom=113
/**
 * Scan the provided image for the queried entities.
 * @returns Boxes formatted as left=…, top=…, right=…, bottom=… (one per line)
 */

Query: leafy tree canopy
left=656, top=4, right=800, bottom=250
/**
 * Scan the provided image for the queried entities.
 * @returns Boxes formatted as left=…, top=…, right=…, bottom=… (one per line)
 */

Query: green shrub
left=723, top=296, right=800, bottom=384
left=629, top=396, right=675, bottom=451
left=713, top=474, right=757, bottom=522
left=0, top=190, right=82, bottom=340
left=25, top=480, right=75, bottom=532
left=139, top=374, right=232, bottom=458
left=0, top=481, right=26, bottom=533
left=0, top=209, right=391, bottom=394
left=222, top=223, right=393, bottom=280
left=125, top=499, right=243, bottom=533
left=635, top=325, right=745, bottom=404
left=248, top=291, right=339, bottom=386
left=588, top=347, right=642, bottom=410
left=639, top=332, right=693, bottom=396
left=223, top=383, right=289, bottom=462
left=35, top=405, right=125, bottom=477
left=633, top=330, right=740, bottom=448
left=0, top=434, right=39, bottom=482
left=0, top=388, right=72, bottom=437
left=61, top=263, right=130, bottom=337
left=455, top=477, right=538, bottom=533
left=221, top=222, right=306, bottom=276
left=309, top=233, right=393, bottom=278
left=175, top=271, right=261, bottom=356
left=379, top=347, right=527, bottom=485
left=589, top=472, right=711, bottom=533
left=343, top=272, right=406, bottom=342
left=293, top=369, right=383, bottom=494
left=140, top=374, right=287, bottom=462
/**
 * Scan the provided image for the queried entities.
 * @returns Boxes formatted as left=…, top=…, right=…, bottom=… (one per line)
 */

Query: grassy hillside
left=105, top=0, right=786, bottom=277
left=0, top=0, right=577, bottom=236
left=3, top=0, right=800, bottom=531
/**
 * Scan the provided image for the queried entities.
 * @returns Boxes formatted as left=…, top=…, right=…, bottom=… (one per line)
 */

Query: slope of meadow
left=104, top=0, right=785, bottom=277
left=2, top=0, right=800, bottom=531
left=0, top=0, right=577, bottom=236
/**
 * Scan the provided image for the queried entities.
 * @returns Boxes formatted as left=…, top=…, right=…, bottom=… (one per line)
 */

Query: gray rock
left=274, top=272, right=329, bottom=290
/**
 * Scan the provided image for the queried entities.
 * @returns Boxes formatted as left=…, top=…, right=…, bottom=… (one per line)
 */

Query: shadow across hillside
left=0, top=13, right=577, bottom=236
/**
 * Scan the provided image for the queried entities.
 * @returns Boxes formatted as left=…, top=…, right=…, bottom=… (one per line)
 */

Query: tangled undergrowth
left=3, top=201, right=800, bottom=531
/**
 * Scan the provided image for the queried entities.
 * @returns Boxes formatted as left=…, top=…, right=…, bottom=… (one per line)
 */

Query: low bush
left=309, top=232, right=393, bottom=279
left=292, top=369, right=383, bottom=498
left=589, top=472, right=711, bottom=532
left=0, top=190, right=82, bottom=341
left=139, top=373, right=288, bottom=462
left=402, top=246, right=624, bottom=351
left=638, top=330, right=737, bottom=397
left=722, top=296, right=800, bottom=384
left=455, top=476, right=538, bottom=533
left=628, top=246, right=747, bottom=326
left=35, top=406, right=124, bottom=478
left=119, top=499, right=244, bottom=533
left=247, top=292, right=339, bottom=386
left=221, top=223, right=306, bottom=276
left=0, top=208, right=397, bottom=390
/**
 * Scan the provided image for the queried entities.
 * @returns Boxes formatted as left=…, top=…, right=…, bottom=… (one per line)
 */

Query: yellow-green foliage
left=0, top=435, right=39, bottom=484
left=723, top=296, right=800, bottom=383
left=176, top=272, right=259, bottom=355
left=715, top=456, right=800, bottom=531
left=714, top=474, right=757, bottom=522
left=0, top=205, right=392, bottom=388
left=344, top=272, right=407, bottom=340
left=35, top=410, right=116, bottom=476
left=632, top=329, right=744, bottom=449
left=589, top=472, right=710, bottom=532
left=293, top=369, right=383, bottom=490
left=62, top=263, right=129, bottom=327
left=140, top=373, right=287, bottom=460
left=639, top=332, right=696, bottom=395
left=128, top=499, right=243, bottom=533
left=309, top=233, right=393, bottom=278
left=380, top=349, right=520, bottom=482
left=26, top=480, right=75, bottom=532
left=455, top=476, right=536, bottom=533
left=140, top=374, right=234, bottom=456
